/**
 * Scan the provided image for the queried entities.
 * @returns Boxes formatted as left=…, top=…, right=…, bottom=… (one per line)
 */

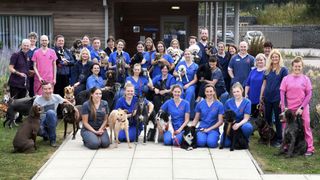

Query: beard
left=201, top=36, right=208, bottom=42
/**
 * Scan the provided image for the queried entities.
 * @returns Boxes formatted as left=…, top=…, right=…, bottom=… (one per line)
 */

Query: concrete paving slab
left=213, top=159, right=257, bottom=169
left=216, top=168, right=262, bottom=180
left=131, top=158, right=172, bottom=168
left=261, top=174, right=308, bottom=180
left=173, top=159, right=213, bottom=169
left=43, top=158, right=91, bottom=169
left=53, top=150, right=96, bottom=159
left=89, top=158, right=132, bottom=168
left=173, top=168, right=217, bottom=179
left=134, top=149, right=172, bottom=159
left=173, top=148, right=211, bottom=159
left=35, top=166, right=87, bottom=179
left=94, top=148, right=134, bottom=159
left=129, top=167, right=173, bottom=179
left=305, top=175, right=320, bottom=180
left=82, top=167, right=130, bottom=179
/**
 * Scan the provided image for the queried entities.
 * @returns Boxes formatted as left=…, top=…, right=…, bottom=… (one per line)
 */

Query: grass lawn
left=249, top=130, right=320, bottom=174
left=0, top=118, right=69, bottom=179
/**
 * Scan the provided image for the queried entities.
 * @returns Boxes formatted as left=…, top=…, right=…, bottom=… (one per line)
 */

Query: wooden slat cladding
left=0, top=0, right=105, bottom=48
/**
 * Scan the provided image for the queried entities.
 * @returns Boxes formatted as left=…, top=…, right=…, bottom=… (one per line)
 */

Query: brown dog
left=12, top=105, right=42, bottom=153
left=108, top=109, right=131, bottom=148
left=62, top=103, right=82, bottom=139
left=64, top=85, right=75, bottom=105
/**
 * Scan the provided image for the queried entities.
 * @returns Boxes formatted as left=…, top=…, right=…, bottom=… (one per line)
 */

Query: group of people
left=7, top=28, right=314, bottom=156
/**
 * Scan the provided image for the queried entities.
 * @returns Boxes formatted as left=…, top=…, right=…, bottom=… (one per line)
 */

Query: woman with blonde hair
left=280, top=56, right=314, bottom=156
left=73, top=48, right=94, bottom=95
left=260, top=49, right=288, bottom=147
left=245, top=53, right=267, bottom=118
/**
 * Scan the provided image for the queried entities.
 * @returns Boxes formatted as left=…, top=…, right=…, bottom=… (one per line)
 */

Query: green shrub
left=248, top=36, right=264, bottom=57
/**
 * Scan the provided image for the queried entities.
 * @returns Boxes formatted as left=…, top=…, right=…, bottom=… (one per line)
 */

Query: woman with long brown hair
left=81, top=87, right=110, bottom=149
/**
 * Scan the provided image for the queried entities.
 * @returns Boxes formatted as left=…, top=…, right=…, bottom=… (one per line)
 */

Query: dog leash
left=173, top=136, right=180, bottom=147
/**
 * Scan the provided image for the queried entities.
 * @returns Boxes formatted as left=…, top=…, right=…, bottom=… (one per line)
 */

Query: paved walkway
left=32, top=132, right=320, bottom=180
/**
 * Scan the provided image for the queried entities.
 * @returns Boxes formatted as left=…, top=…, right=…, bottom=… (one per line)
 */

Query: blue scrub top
left=108, top=51, right=131, bottom=66
left=142, top=51, right=154, bottom=69
left=161, top=99, right=190, bottom=131
left=224, top=98, right=251, bottom=123
left=245, top=68, right=264, bottom=104
left=86, top=74, right=105, bottom=90
left=152, top=74, right=176, bottom=89
left=90, top=49, right=104, bottom=62
left=151, top=52, right=174, bottom=78
left=195, top=99, right=224, bottom=130
left=228, top=54, right=255, bottom=86
left=125, top=76, right=149, bottom=96
left=263, top=67, right=288, bottom=103
left=114, top=96, right=149, bottom=126
left=175, top=61, right=198, bottom=85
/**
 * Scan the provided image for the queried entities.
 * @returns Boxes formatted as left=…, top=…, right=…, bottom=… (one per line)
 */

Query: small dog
left=180, top=126, right=197, bottom=151
left=219, top=110, right=248, bottom=151
left=3, top=96, right=36, bottom=128
left=255, top=111, right=276, bottom=147
left=70, top=39, right=82, bottom=61
left=64, top=85, right=75, bottom=105
left=130, top=52, right=144, bottom=68
left=278, top=110, right=307, bottom=158
left=62, top=104, right=82, bottom=139
left=108, top=109, right=131, bottom=148
left=12, top=105, right=42, bottom=153
left=154, top=110, right=174, bottom=143
left=133, top=96, right=149, bottom=144
left=166, top=47, right=181, bottom=65
left=105, top=70, right=116, bottom=88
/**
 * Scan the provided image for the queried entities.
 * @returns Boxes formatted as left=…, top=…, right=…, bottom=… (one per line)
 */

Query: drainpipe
left=103, top=0, right=109, bottom=46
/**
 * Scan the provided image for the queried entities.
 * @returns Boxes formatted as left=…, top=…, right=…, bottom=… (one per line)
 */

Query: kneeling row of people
left=80, top=82, right=253, bottom=149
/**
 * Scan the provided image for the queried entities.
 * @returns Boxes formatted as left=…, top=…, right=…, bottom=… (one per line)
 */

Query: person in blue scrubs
left=260, top=49, right=288, bottom=147
left=228, top=41, right=255, bottom=87
left=114, top=82, right=154, bottom=142
left=125, top=63, right=152, bottom=96
left=144, top=37, right=156, bottom=70
left=244, top=53, right=266, bottom=118
left=150, top=41, right=174, bottom=78
left=108, top=39, right=131, bottom=85
left=222, top=82, right=253, bottom=147
left=151, top=64, right=176, bottom=112
left=86, top=63, right=105, bottom=90
left=192, top=84, right=224, bottom=148
left=173, top=49, right=198, bottom=118
left=160, top=85, right=190, bottom=146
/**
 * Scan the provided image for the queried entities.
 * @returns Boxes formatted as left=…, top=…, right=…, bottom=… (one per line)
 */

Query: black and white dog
left=219, top=110, right=248, bottom=151
left=278, top=110, right=307, bottom=157
left=154, top=110, right=173, bottom=143
left=3, top=96, right=36, bottom=128
left=180, top=126, right=197, bottom=151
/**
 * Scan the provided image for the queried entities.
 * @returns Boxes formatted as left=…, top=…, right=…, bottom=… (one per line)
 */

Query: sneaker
left=271, top=142, right=281, bottom=148
left=304, top=151, right=314, bottom=157
left=50, top=141, right=58, bottom=147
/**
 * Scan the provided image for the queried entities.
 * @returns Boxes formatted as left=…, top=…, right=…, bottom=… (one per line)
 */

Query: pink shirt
left=32, top=48, right=57, bottom=81
left=280, top=74, right=312, bottom=110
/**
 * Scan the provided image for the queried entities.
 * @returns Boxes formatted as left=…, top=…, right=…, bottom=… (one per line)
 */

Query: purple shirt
left=8, top=50, right=29, bottom=88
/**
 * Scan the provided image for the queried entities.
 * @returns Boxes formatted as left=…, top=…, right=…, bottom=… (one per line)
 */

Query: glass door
left=161, top=16, right=188, bottom=50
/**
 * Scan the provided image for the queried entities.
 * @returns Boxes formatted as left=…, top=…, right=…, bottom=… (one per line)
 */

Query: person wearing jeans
left=34, top=82, right=76, bottom=147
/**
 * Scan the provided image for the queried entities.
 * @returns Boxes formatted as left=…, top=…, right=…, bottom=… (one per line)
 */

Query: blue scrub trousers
left=163, top=130, right=183, bottom=146
left=221, top=122, right=253, bottom=147
left=197, top=130, right=220, bottom=148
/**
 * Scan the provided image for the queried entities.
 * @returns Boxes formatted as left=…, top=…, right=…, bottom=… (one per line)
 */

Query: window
left=0, top=15, right=53, bottom=49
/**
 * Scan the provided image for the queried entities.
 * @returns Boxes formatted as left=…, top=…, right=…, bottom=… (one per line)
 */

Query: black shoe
left=43, top=136, right=49, bottom=141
